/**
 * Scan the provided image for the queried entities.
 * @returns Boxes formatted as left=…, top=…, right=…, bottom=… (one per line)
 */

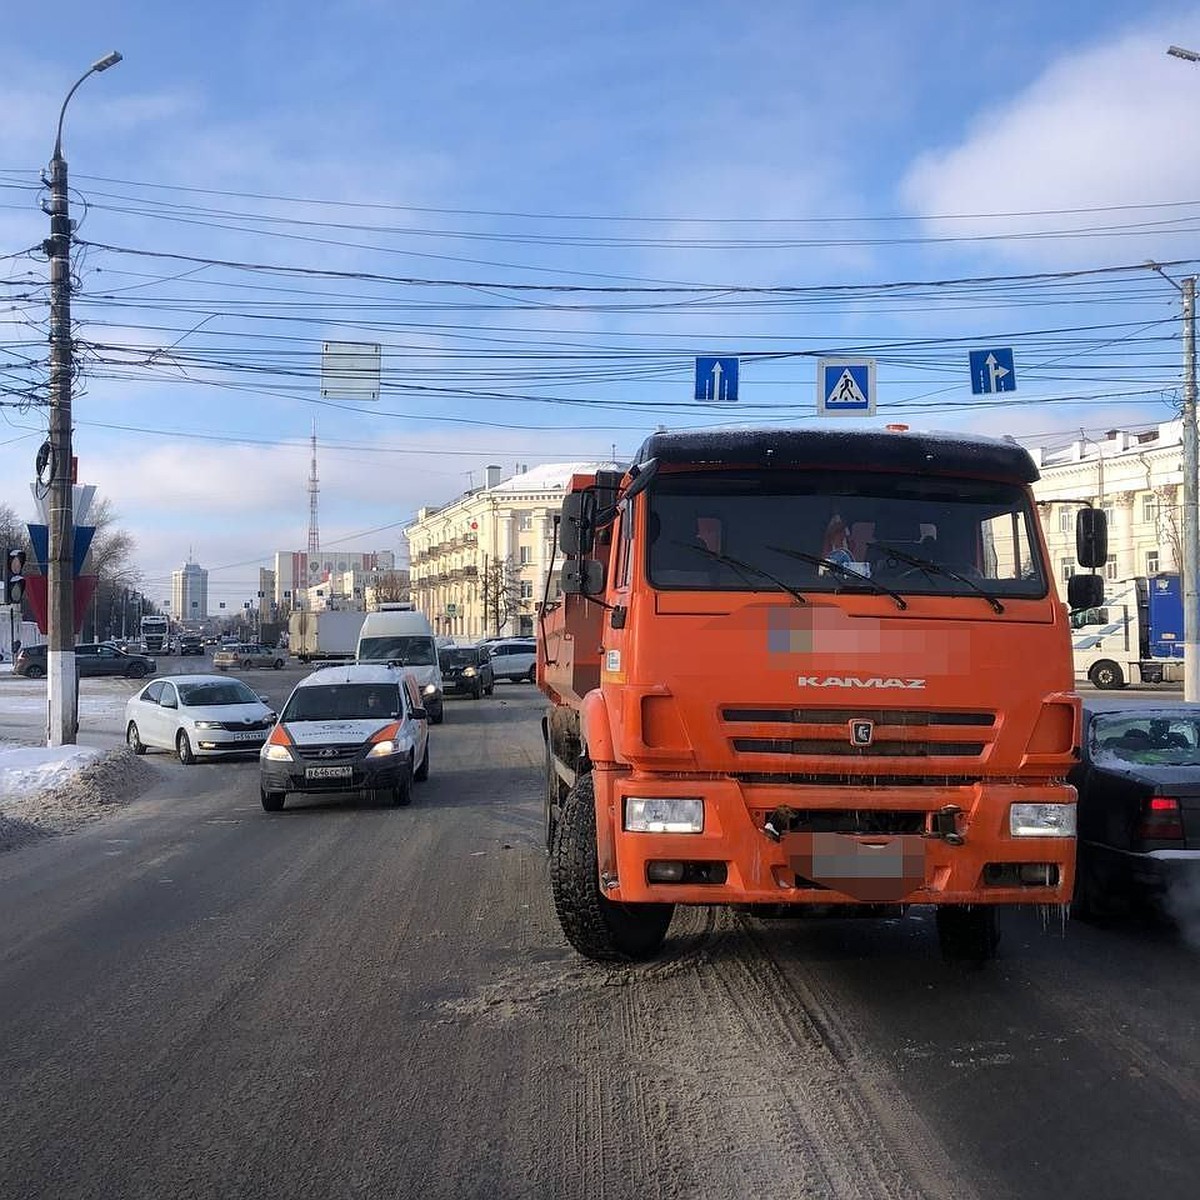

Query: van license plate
left=306, top=765, right=352, bottom=780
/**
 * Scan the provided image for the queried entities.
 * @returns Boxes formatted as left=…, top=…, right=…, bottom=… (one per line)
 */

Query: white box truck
left=289, top=610, right=366, bottom=664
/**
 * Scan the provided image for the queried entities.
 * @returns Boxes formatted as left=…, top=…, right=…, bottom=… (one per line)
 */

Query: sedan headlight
left=423, top=684, right=437, bottom=696
left=624, top=797, right=704, bottom=834
left=194, top=720, right=222, bottom=729
left=1010, top=802, right=1076, bottom=837
left=366, top=739, right=398, bottom=757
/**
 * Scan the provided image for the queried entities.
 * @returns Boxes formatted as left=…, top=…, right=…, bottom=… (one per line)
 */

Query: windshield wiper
left=766, top=545, right=907, bottom=610
left=870, top=542, right=1005, bottom=614
left=672, top=540, right=808, bottom=606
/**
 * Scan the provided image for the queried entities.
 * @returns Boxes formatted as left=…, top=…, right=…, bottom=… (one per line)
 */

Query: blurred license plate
left=306, top=765, right=352, bottom=780
left=231, top=731, right=263, bottom=742
left=787, top=833, right=925, bottom=902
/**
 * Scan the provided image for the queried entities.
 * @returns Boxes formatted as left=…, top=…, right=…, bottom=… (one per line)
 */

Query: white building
left=1025, top=420, right=1185, bottom=585
left=406, top=461, right=617, bottom=639
left=171, top=560, right=208, bottom=622
left=272, top=549, right=396, bottom=608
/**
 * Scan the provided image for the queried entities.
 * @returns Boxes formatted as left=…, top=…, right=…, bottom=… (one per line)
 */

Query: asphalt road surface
left=1, top=675, right=1199, bottom=1199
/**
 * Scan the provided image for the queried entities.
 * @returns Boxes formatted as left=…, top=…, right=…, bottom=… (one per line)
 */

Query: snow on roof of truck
left=633, top=427, right=1039, bottom=483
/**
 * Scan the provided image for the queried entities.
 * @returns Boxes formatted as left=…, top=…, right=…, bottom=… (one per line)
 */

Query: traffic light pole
left=45, top=146, right=77, bottom=745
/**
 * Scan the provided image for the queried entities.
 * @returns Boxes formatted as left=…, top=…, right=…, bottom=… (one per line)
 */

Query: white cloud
left=901, top=16, right=1200, bottom=265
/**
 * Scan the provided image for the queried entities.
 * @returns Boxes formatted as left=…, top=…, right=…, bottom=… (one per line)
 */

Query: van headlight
left=366, top=739, right=398, bottom=757
left=1010, top=803, right=1076, bottom=837
left=624, top=797, right=704, bottom=833
left=423, top=684, right=437, bottom=696
left=262, top=744, right=292, bottom=762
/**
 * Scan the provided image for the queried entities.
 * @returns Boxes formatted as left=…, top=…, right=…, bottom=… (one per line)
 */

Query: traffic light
left=3, top=548, right=26, bottom=605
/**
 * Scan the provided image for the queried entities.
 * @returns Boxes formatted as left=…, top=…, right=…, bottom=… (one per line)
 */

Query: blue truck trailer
left=1072, top=573, right=1185, bottom=688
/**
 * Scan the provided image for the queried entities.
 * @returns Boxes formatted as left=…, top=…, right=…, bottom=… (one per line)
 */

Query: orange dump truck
left=538, top=427, right=1108, bottom=963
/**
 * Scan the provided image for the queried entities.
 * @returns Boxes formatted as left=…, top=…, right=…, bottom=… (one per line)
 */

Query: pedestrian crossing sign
left=817, top=358, right=876, bottom=416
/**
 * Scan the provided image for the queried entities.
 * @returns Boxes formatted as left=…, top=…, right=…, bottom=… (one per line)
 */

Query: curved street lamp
left=44, top=51, right=122, bottom=746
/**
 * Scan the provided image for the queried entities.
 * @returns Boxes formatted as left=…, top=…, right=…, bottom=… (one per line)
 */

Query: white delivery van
left=356, top=606, right=444, bottom=723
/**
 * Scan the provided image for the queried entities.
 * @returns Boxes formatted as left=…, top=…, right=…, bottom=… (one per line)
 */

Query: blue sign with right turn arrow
left=969, top=347, right=1016, bottom=395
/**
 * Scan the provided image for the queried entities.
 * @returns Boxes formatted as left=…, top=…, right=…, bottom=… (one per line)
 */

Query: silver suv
left=487, top=638, right=537, bottom=683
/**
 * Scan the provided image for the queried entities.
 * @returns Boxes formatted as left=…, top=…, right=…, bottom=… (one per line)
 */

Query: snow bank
left=0, top=744, right=102, bottom=804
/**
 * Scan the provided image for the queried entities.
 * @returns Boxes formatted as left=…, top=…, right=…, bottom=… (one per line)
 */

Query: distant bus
left=140, top=614, right=171, bottom=654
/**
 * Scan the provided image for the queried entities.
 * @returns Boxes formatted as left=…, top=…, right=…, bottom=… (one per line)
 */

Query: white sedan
left=124, top=674, right=277, bottom=765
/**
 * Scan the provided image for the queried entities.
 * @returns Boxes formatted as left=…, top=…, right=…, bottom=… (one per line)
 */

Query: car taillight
left=1137, top=796, right=1184, bottom=841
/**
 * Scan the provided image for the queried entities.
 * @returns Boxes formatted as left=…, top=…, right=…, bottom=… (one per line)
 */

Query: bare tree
left=83, top=497, right=140, bottom=641
left=372, top=570, right=409, bottom=606
left=1155, top=485, right=1182, bottom=574
left=480, top=555, right=521, bottom=635
left=0, top=502, right=28, bottom=555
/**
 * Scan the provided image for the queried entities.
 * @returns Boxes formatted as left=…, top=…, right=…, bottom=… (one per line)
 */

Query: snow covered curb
left=0, top=746, right=160, bottom=853
left=0, top=744, right=103, bottom=799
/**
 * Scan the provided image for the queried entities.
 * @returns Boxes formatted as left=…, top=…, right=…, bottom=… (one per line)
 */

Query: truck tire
left=1089, top=659, right=1125, bottom=690
left=550, top=774, right=674, bottom=962
left=935, top=904, right=999, bottom=965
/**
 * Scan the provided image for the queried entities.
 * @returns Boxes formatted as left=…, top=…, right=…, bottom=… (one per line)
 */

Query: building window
left=1058, top=509, right=1073, bottom=534
left=518, top=513, right=533, bottom=532
left=1142, top=494, right=1157, bottom=524
left=1105, top=559, right=1118, bottom=581
left=519, top=580, right=534, bottom=600
left=1146, top=551, right=1159, bottom=576
left=518, top=546, right=531, bottom=565
left=1060, top=558, right=1074, bottom=584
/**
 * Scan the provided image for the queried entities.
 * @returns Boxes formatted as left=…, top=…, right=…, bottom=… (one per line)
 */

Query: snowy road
left=0, top=687, right=1197, bottom=1199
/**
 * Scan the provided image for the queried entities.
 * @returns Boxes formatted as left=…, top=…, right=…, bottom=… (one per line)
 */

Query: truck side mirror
left=559, top=492, right=596, bottom=555
left=1075, top=507, right=1108, bottom=569
left=560, top=559, right=605, bottom=596
left=1067, top=572, right=1105, bottom=611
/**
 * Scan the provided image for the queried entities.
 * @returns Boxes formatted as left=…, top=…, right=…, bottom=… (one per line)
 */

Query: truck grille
left=722, top=706, right=995, bottom=761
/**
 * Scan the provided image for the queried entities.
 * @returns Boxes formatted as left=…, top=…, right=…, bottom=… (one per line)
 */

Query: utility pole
left=1183, top=277, right=1199, bottom=703
left=43, top=52, right=122, bottom=746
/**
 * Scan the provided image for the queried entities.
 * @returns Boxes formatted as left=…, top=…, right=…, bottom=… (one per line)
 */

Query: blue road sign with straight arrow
left=969, top=347, right=1016, bottom=395
left=695, top=356, right=739, bottom=403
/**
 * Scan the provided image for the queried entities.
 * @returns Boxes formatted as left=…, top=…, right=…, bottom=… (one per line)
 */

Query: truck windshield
left=358, top=636, right=436, bottom=665
left=645, top=469, right=1047, bottom=601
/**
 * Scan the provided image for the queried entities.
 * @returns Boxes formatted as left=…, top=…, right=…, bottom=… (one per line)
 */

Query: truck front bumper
left=596, top=772, right=1076, bottom=907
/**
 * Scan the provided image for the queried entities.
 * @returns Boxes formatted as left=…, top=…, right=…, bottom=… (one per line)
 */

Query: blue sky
left=4, top=1, right=1200, bottom=608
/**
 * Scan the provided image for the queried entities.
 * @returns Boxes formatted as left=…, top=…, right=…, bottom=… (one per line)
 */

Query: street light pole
left=1182, top=277, right=1199, bottom=702
left=44, top=51, right=122, bottom=746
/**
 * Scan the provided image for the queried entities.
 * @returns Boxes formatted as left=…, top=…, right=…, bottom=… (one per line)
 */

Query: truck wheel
left=935, top=905, right=999, bottom=965
left=1089, top=659, right=1125, bottom=690
left=1071, top=845, right=1116, bottom=925
left=550, top=774, right=674, bottom=962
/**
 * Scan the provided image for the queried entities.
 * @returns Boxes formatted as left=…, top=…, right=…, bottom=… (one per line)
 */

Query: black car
left=179, top=635, right=205, bottom=656
left=14, top=642, right=156, bottom=679
left=1071, top=702, right=1200, bottom=921
left=438, top=645, right=495, bottom=699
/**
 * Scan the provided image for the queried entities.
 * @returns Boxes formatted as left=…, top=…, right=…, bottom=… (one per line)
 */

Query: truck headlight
left=1010, top=802, right=1076, bottom=837
left=624, top=797, right=704, bottom=834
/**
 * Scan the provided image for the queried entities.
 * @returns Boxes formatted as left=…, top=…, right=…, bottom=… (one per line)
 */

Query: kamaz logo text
left=798, top=676, right=926, bottom=690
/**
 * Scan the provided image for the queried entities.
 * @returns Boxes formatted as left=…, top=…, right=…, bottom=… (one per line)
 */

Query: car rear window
left=440, top=648, right=481, bottom=667
left=1092, top=713, right=1200, bottom=766
left=283, top=684, right=401, bottom=721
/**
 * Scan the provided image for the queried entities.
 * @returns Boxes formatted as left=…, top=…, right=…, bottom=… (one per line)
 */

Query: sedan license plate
left=230, top=731, right=264, bottom=742
left=305, top=764, right=353, bottom=781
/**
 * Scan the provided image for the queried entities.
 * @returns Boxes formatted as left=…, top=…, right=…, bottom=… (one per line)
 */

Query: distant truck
left=258, top=621, right=282, bottom=648
left=288, top=610, right=366, bottom=663
left=140, top=613, right=171, bottom=654
left=1073, top=573, right=1185, bottom=688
